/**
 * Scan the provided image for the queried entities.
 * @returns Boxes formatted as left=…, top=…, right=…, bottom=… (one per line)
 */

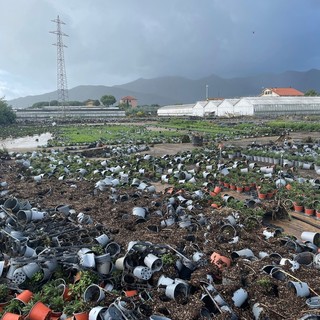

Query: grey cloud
left=0, top=0, right=319, bottom=99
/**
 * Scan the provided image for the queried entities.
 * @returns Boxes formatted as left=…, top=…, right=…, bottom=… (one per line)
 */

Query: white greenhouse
left=204, top=99, right=223, bottom=117
left=234, top=96, right=320, bottom=116
left=193, top=101, right=208, bottom=117
left=158, top=96, right=320, bottom=118
left=215, top=99, right=240, bottom=117
left=157, top=104, right=195, bottom=117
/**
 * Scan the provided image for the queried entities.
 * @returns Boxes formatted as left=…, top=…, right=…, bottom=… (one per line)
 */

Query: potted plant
left=315, top=202, right=320, bottom=219
left=293, top=195, right=304, bottom=212
left=41, top=282, right=65, bottom=314
left=0, top=284, right=13, bottom=312
left=1, top=299, right=25, bottom=315
left=63, top=300, right=90, bottom=319
left=304, top=198, right=315, bottom=216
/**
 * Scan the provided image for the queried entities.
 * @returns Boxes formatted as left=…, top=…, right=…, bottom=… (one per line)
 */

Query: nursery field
left=0, top=119, right=319, bottom=319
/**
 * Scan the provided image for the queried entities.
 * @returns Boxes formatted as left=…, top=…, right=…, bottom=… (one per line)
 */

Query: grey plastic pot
left=231, top=248, right=255, bottom=260
left=133, top=266, right=152, bottom=280
left=12, top=267, right=27, bottom=285
left=144, top=253, right=163, bottom=272
left=89, top=306, right=109, bottom=320
left=22, top=262, right=41, bottom=279
left=78, top=248, right=95, bottom=268
left=314, top=253, right=320, bottom=269
left=252, top=302, right=264, bottom=320
left=294, top=252, right=315, bottom=267
left=95, top=253, right=112, bottom=275
left=105, top=242, right=121, bottom=258
left=95, top=234, right=110, bottom=248
left=301, top=232, right=320, bottom=247
left=132, top=207, right=147, bottom=218
left=149, top=316, right=172, bottom=320
left=306, top=296, right=320, bottom=309
left=232, top=288, right=248, bottom=307
left=288, top=281, right=310, bottom=297
left=4, top=197, right=20, bottom=213
left=83, top=284, right=105, bottom=303
left=157, top=275, right=174, bottom=287
left=270, top=267, right=287, bottom=281
left=165, top=281, right=188, bottom=300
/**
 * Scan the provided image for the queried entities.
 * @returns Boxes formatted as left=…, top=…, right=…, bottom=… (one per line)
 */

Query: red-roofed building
left=120, top=96, right=138, bottom=108
left=261, top=87, right=304, bottom=97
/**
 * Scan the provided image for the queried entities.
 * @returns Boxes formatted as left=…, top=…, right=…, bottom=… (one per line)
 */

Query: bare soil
left=1, top=129, right=320, bottom=319
left=1, top=152, right=320, bottom=319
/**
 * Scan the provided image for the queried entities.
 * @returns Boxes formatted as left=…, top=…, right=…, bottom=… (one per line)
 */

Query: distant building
left=157, top=96, right=320, bottom=117
left=261, top=87, right=304, bottom=97
left=120, top=96, right=138, bottom=108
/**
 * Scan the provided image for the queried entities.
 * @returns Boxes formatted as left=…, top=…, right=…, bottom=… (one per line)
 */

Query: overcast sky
left=0, top=0, right=319, bottom=100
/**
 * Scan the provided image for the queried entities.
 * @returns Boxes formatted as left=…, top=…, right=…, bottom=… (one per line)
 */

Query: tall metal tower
left=50, top=15, right=69, bottom=109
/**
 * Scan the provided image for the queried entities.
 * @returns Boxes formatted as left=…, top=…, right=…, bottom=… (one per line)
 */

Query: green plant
left=91, top=245, right=105, bottom=255
left=0, top=284, right=9, bottom=302
left=63, top=299, right=89, bottom=316
left=48, top=295, right=64, bottom=312
left=2, top=299, right=24, bottom=314
left=257, top=277, right=272, bottom=289
left=161, top=253, right=177, bottom=266
left=69, top=271, right=99, bottom=299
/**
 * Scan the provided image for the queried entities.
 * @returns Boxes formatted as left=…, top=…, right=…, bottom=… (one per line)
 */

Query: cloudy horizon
left=0, top=0, right=319, bottom=100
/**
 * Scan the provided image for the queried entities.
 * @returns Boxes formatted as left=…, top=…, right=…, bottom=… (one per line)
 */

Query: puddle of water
left=0, top=132, right=53, bottom=151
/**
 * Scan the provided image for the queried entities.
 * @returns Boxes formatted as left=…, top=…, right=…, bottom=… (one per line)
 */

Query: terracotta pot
left=304, top=208, right=315, bottom=216
left=210, top=252, right=231, bottom=270
left=15, top=290, right=33, bottom=304
left=236, top=186, right=244, bottom=193
left=293, top=204, right=304, bottom=213
left=1, top=313, right=23, bottom=320
left=244, top=185, right=251, bottom=192
left=28, top=301, right=52, bottom=320
left=230, top=184, right=236, bottom=191
left=316, top=210, right=320, bottom=220
left=223, top=182, right=230, bottom=188
left=211, top=203, right=221, bottom=209
left=213, top=186, right=222, bottom=194
left=267, top=192, right=274, bottom=199
left=73, top=311, right=89, bottom=320
left=50, top=311, right=63, bottom=320
left=258, top=193, right=267, bottom=200
left=209, top=191, right=217, bottom=197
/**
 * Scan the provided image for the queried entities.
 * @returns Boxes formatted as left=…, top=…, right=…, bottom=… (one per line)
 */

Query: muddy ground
left=1, top=143, right=320, bottom=319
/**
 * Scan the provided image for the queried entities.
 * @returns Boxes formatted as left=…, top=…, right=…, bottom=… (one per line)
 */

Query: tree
left=0, top=98, right=16, bottom=125
left=304, top=89, right=318, bottom=96
left=100, top=95, right=116, bottom=107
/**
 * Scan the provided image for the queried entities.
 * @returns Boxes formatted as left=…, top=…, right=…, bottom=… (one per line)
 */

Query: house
left=261, top=87, right=304, bottom=97
left=119, top=96, right=138, bottom=108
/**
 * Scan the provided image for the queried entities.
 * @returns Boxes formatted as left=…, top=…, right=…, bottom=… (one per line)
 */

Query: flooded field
left=0, top=132, right=52, bottom=151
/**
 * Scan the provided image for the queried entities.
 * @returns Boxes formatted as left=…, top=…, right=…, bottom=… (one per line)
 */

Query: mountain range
left=8, top=69, right=320, bottom=109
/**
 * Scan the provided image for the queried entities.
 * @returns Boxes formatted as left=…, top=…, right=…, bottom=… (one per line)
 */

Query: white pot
left=144, top=253, right=163, bottom=272
left=133, top=266, right=152, bottom=280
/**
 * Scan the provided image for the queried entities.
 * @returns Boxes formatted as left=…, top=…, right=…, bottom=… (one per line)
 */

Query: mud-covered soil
left=1, top=156, right=320, bottom=319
